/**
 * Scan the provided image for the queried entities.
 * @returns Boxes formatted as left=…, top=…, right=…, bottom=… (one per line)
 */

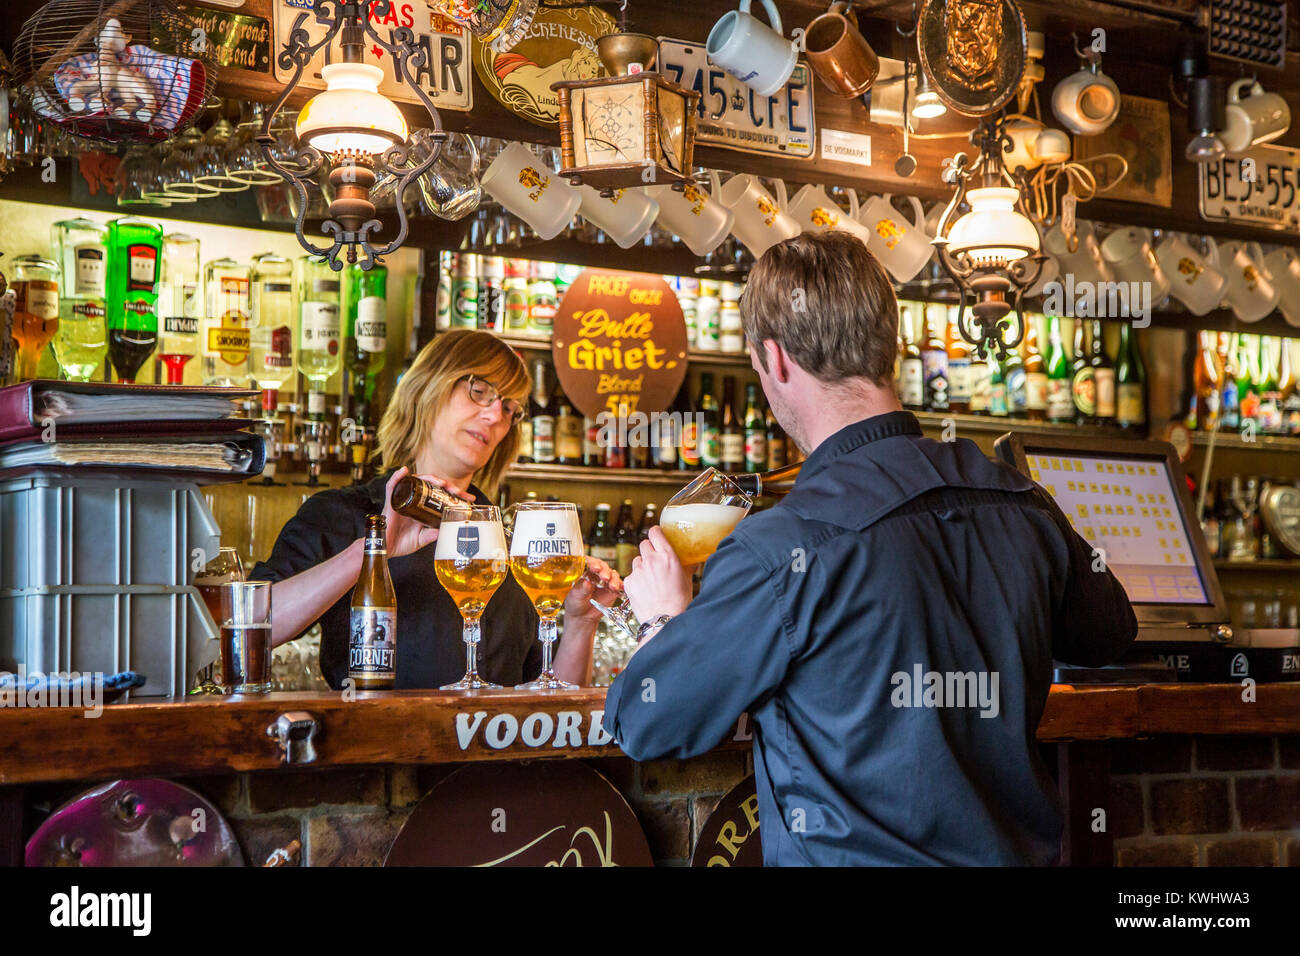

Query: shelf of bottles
left=1184, top=330, right=1300, bottom=448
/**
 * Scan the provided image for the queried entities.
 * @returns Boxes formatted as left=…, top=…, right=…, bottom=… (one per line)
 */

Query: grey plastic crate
left=0, top=475, right=219, bottom=590
left=0, top=585, right=218, bottom=698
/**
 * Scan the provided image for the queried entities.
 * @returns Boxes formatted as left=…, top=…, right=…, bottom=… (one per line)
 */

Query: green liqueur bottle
left=1045, top=314, right=1072, bottom=424
left=105, top=216, right=163, bottom=383
left=344, top=261, right=388, bottom=425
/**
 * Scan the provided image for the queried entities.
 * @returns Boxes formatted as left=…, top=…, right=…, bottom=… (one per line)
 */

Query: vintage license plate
left=656, top=37, right=814, bottom=159
left=1199, top=143, right=1300, bottom=232
left=274, top=0, right=471, bottom=111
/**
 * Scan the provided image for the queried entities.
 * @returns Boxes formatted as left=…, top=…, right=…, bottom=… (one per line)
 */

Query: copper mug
left=802, top=1, right=878, bottom=98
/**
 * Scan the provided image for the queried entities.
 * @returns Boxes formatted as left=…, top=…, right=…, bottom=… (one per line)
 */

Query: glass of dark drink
left=192, top=547, right=244, bottom=695
left=220, top=581, right=272, bottom=694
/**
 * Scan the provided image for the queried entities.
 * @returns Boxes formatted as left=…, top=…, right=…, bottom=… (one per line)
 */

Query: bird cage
left=12, top=0, right=218, bottom=145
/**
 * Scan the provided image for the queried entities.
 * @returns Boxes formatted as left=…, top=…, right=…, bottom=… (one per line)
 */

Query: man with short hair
left=603, top=231, right=1137, bottom=866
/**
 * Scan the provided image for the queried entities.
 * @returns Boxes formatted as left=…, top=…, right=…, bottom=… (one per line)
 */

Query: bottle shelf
left=1191, top=430, right=1300, bottom=451
left=491, top=332, right=756, bottom=368
left=1213, top=559, right=1300, bottom=572
left=910, top=410, right=1134, bottom=440
left=506, top=463, right=702, bottom=486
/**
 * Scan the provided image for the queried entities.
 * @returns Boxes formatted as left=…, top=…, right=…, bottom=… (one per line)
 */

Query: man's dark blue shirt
left=603, top=410, right=1137, bottom=866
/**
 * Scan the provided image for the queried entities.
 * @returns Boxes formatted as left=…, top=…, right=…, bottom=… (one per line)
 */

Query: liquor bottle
left=451, top=253, right=479, bottom=329
left=1281, top=340, right=1300, bottom=435
left=988, top=351, right=1008, bottom=417
left=158, top=233, right=201, bottom=384
left=1090, top=320, right=1115, bottom=425
left=765, top=405, right=787, bottom=471
left=1045, top=314, right=1072, bottom=424
left=678, top=278, right=699, bottom=349
left=921, top=305, right=948, bottom=412
left=555, top=393, right=583, bottom=465
left=1218, top=332, right=1240, bottom=432
left=1070, top=318, right=1095, bottom=425
left=1257, top=336, right=1283, bottom=434
left=343, top=260, right=387, bottom=424
left=434, top=250, right=453, bottom=332
left=1191, top=330, right=1222, bottom=431
left=10, top=256, right=59, bottom=382
left=695, top=280, right=721, bottom=351
left=637, top=502, right=658, bottom=542
left=946, top=306, right=972, bottom=414
left=503, top=258, right=530, bottom=332
left=719, top=286, right=744, bottom=354
left=296, top=255, right=341, bottom=419
left=720, top=376, right=745, bottom=472
left=587, top=504, right=618, bottom=565
left=743, top=383, right=766, bottom=473
left=969, top=346, right=991, bottom=416
left=527, top=261, right=558, bottom=336
left=653, top=398, right=679, bottom=472
left=1115, top=323, right=1146, bottom=432
left=582, top=414, right=602, bottom=467
left=1001, top=313, right=1026, bottom=418
left=390, top=475, right=467, bottom=528
left=528, top=358, right=556, bottom=463
left=1023, top=313, right=1047, bottom=421
left=604, top=400, right=628, bottom=469
left=898, top=304, right=924, bottom=410
left=627, top=408, right=650, bottom=470
left=478, top=256, right=505, bottom=331
left=349, top=514, right=397, bottom=690
left=675, top=381, right=701, bottom=471
left=1236, top=334, right=1260, bottom=427
left=249, top=253, right=294, bottom=413
left=729, top=461, right=802, bottom=497
left=614, top=498, right=638, bottom=577
left=105, top=216, right=163, bottom=383
left=698, top=373, right=721, bottom=468
left=51, top=218, right=108, bottom=382
left=201, top=258, right=251, bottom=386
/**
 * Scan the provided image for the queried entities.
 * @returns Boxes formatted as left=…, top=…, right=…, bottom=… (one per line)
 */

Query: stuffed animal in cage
left=63, top=19, right=158, bottom=122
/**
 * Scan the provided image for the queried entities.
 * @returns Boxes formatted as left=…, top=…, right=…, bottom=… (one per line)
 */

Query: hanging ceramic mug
left=1263, top=246, right=1300, bottom=327
left=706, top=0, right=799, bottom=98
left=1051, top=52, right=1121, bottom=136
left=786, top=183, right=872, bottom=242
left=1100, top=226, right=1171, bottom=300
left=1219, top=240, right=1279, bottom=323
left=857, top=194, right=932, bottom=283
left=716, top=172, right=801, bottom=257
left=1155, top=233, right=1226, bottom=316
left=575, top=185, right=660, bottom=249
left=802, top=1, right=878, bottom=98
left=1222, top=78, right=1291, bottom=155
left=647, top=179, right=735, bottom=257
left=479, top=141, right=581, bottom=240
left=1043, top=219, right=1112, bottom=286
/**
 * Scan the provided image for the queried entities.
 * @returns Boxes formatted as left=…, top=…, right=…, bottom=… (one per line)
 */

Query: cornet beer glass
left=510, top=502, right=586, bottom=690
left=435, top=505, right=510, bottom=690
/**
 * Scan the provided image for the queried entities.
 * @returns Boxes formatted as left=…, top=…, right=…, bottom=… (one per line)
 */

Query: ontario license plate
left=656, top=37, right=814, bottom=159
left=1199, top=143, right=1300, bottom=232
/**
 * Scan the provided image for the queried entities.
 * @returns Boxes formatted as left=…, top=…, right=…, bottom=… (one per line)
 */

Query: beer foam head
left=510, top=508, right=583, bottom=556
left=436, top=520, right=508, bottom=560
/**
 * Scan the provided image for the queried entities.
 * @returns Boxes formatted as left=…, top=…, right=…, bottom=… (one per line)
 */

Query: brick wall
left=1110, top=735, right=1300, bottom=866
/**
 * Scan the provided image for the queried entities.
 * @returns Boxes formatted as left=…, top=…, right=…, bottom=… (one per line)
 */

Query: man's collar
left=796, top=410, right=923, bottom=483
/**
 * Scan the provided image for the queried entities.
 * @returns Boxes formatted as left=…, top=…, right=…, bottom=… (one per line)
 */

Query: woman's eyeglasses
left=464, top=375, right=526, bottom=423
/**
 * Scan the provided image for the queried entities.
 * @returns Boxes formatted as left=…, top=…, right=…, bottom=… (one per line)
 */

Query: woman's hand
left=380, top=467, right=474, bottom=558
left=624, top=526, right=696, bottom=621
left=562, top=556, right=623, bottom=625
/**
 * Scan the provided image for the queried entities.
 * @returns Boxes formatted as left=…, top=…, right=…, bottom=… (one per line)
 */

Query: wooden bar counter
left=2, top=682, right=1298, bottom=866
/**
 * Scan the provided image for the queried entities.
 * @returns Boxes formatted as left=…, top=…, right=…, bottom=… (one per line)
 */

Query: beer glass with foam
left=510, top=502, right=587, bottom=690
left=436, top=505, right=510, bottom=690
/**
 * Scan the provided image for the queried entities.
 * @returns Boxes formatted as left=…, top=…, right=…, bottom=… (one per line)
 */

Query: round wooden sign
left=552, top=268, right=689, bottom=421
left=385, top=760, right=653, bottom=867
left=690, top=774, right=763, bottom=867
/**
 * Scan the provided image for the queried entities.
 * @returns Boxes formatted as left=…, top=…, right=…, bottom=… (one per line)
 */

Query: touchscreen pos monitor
left=995, top=431, right=1231, bottom=644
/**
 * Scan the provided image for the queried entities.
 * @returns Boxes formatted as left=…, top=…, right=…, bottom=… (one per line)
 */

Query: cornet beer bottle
left=349, top=514, right=397, bottom=689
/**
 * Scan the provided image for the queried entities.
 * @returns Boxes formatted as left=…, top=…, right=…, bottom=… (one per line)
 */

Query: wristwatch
left=636, top=614, right=673, bottom=643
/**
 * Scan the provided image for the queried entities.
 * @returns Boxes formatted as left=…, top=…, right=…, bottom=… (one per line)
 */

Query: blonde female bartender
left=252, top=329, right=622, bottom=688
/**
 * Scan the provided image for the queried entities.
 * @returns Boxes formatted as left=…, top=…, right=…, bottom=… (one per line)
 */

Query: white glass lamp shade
left=296, top=62, right=409, bottom=156
left=946, top=186, right=1039, bottom=263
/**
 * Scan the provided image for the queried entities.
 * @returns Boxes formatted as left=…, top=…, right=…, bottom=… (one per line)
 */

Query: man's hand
left=380, top=467, right=475, bottom=558
left=624, top=526, right=696, bottom=622
left=562, top=556, right=623, bottom=626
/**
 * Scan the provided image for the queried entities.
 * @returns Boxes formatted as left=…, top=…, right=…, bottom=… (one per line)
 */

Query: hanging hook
left=896, top=0, right=919, bottom=38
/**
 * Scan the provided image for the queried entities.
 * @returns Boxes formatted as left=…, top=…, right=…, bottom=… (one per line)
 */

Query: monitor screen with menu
left=994, top=432, right=1228, bottom=626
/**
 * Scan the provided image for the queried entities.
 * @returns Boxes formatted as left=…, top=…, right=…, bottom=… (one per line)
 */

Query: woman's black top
left=251, top=471, right=543, bottom=689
